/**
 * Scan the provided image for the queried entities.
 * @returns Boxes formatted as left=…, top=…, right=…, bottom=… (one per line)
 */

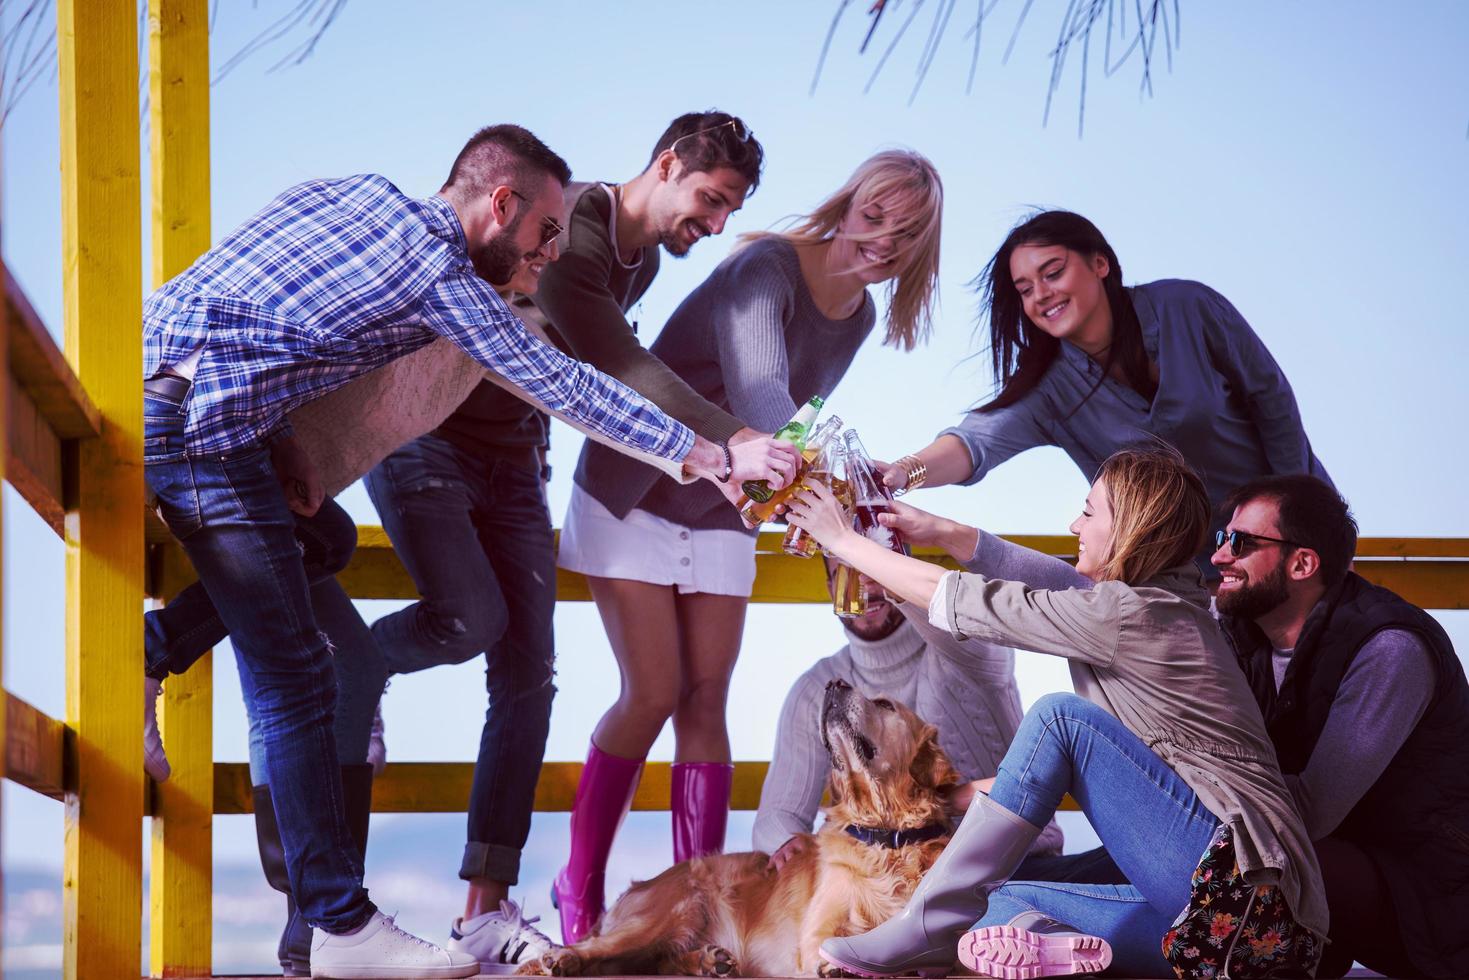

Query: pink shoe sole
left=958, top=924, right=1111, bottom=978
left=817, top=949, right=950, bottom=978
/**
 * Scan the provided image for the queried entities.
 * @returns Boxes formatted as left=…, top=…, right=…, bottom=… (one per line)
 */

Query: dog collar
left=844, top=823, right=947, bottom=849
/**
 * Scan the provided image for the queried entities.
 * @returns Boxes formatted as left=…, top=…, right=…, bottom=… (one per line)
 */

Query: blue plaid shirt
left=143, top=173, right=695, bottom=460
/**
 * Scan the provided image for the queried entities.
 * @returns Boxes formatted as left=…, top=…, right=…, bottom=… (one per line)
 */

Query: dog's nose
left=826, top=678, right=852, bottom=692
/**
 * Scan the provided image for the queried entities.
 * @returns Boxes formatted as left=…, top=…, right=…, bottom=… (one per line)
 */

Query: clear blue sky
left=3, top=1, right=1467, bottom=972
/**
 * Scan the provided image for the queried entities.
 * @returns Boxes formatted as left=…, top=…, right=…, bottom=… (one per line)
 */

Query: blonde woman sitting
left=786, top=445, right=1326, bottom=979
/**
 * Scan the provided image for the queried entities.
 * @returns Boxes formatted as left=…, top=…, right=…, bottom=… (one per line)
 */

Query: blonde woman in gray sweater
left=787, top=445, right=1326, bottom=978
left=551, top=151, right=943, bottom=942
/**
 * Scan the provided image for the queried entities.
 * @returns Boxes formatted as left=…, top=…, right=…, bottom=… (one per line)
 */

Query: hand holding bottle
left=875, top=500, right=980, bottom=560
left=729, top=434, right=800, bottom=487
left=785, top=482, right=860, bottom=558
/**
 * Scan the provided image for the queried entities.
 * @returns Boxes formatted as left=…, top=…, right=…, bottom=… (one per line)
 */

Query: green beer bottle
left=741, top=395, right=824, bottom=503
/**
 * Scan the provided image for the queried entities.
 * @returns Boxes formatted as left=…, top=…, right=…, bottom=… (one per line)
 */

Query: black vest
left=1224, top=573, right=1469, bottom=977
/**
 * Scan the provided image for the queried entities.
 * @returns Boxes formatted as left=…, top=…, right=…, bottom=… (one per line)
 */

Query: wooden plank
left=1355, top=560, right=1469, bottom=611
left=146, top=2, right=214, bottom=975
left=4, top=267, right=101, bottom=440
left=1355, top=537, right=1469, bottom=559
left=7, top=377, right=67, bottom=535
left=213, top=760, right=1082, bottom=815
left=5, top=691, right=68, bottom=801
left=58, top=1, right=146, bottom=976
left=159, top=528, right=1469, bottom=610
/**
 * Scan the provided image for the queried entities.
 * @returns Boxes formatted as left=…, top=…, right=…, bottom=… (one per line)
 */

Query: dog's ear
left=908, top=724, right=963, bottom=792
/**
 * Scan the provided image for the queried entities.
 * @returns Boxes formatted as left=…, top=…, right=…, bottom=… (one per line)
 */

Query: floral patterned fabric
left=1163, top=824, right=1323, bottom=978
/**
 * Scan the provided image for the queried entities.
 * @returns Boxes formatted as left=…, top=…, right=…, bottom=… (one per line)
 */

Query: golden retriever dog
left=519, top=678, right=961, bottom=977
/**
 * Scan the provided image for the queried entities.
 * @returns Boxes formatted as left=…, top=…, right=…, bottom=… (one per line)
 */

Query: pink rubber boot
left=551, top=743, right=643, bottom=944
left=671, top=761, right=734, bottom=864
left=958, top=911, right=1112, bottom=979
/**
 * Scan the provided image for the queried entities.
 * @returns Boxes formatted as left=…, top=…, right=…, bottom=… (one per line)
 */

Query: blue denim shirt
left=143, top=174, right=693, bottom=462
left=944, top=279, right=1333, bottom=516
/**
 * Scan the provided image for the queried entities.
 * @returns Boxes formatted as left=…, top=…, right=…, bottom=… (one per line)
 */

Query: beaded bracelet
left=715, top=440, right=733, bottom=483
left=893, top=455, right=927, bottom=496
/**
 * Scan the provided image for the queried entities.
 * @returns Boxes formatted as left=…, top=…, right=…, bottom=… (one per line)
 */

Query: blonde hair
left=741, top=149, right=943, bottom=351
left=1093, top=443, right=1210, bottom=584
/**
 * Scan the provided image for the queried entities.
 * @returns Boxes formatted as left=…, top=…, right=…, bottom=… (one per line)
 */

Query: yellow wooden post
left=57, top=1, right=145, bottom=976
left=146, top=1, right=213, bottom=974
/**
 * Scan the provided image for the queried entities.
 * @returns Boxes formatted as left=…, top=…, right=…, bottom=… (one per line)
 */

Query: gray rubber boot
left=820, top=794, right=1042, bottom=978
left=958, top=910, right=1112, bottom=979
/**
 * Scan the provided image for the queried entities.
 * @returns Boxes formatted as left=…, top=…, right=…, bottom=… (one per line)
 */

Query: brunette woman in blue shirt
left=884, top=210, right=1332, bottom=572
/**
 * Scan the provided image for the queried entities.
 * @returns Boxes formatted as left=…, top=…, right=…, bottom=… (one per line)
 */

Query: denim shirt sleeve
left=1195, top=284, right=1320, bottom=479
left=938, top=391, right=1051, bottom=487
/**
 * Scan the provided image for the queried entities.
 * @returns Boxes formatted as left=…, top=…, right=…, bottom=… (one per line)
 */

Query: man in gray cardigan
left=364, top=110, right=772, bottom=967
left=755, top=561, right=1127, bottom=886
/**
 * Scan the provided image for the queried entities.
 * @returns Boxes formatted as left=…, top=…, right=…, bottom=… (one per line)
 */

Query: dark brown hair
left=976, top=210, right=1152, bottom=413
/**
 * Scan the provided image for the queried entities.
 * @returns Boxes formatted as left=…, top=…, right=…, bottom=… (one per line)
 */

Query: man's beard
left=846, top=601, right=905, bottom=642
left=1216, top=558, right=1291, bottom=620
left=470, top=211, right=527, bottom=285
left=658, top=217, right=709, bottom=259
left=659, top=228, right=691, bottom=259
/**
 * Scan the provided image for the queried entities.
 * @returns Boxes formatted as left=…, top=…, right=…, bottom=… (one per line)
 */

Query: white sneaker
left=311, top=910, right=478, bottom=978
left=143, top=677, right=171, bottom=783
left=366, top=686, right=387, bottom=776
left=448, top=898, right=558, bottom=974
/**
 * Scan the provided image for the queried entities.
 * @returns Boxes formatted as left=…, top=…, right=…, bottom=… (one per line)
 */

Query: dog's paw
left=696, top=943, right=738, bottom=978
left=523, top=948, right=584, bottom=977
left=817, top=960, right=860, bottom=978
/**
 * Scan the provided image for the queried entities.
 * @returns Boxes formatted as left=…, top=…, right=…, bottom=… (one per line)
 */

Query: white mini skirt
left=557, top=484, right=757, bottom=597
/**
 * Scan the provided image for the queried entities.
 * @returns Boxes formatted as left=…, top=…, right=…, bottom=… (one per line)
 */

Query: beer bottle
left=740, top=414, right=843, bottom=527
left=833, top=560, right=867, bottom=619
left=741, top=396, right=824, bottom=504
left=782, top=443, right=847, bottom=558
left=843, top=429, right=910, bottom=557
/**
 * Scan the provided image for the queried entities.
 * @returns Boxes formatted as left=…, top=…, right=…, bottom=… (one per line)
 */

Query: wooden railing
left=3, top=2, right=1467, bottom=975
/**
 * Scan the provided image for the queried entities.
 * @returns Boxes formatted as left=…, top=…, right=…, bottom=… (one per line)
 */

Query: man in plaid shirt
left=141, top=124, right=796, bottom=976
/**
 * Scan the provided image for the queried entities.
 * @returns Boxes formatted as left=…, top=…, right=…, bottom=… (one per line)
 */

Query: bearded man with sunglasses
left=1214, top=475, right=1469, bottom=979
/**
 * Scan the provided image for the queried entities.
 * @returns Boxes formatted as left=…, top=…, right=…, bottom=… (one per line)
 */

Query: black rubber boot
left=252, top=764, right=375, bottom=977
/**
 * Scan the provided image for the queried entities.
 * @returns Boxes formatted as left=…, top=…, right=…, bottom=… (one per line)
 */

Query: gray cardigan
left=752, top=610, right=1065, bottom=857
left=932, top=531, right=1329, bottom=938
left=575, top=237, right=875, bottom=532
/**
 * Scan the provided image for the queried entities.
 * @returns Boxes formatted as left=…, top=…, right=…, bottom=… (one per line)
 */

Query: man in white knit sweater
left=756, top=563, right=1127, bottom=885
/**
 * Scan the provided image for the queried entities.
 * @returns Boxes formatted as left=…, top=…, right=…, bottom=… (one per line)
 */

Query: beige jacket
left=287, top=335, right=695, bottom=498
left=934, top=564, right=1329, bottom=938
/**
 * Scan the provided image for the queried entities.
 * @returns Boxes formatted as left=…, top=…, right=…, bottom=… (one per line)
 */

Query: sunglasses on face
left=509, top=190, right=565, bottom=249
left=670, top=118, right=754, bottom=155
left=1214, top=529, right=1302, bottom=557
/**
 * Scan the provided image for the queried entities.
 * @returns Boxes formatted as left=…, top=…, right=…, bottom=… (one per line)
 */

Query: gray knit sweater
left=575, top=237, right=876, bottom=532
left=751, top=606, right=1066, bottom=857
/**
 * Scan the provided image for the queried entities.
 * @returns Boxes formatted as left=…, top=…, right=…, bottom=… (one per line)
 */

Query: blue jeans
left=144, top=389, right=373, bottom=933
left=144, top=465, right=384, bottom=781
left=981, top=693, right=1220, bottom=978
left=240, top=576, right=387, bottom=784
left=365, top=433, right=557, bottom=885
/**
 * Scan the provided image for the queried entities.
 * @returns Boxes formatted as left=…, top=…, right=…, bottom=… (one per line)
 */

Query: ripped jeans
left=365, top=432, right=557, bottom=885
left=144, top=389, right=374, bottom=933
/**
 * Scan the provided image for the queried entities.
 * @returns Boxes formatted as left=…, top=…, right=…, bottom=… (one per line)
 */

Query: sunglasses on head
left=670, top=118, right=753, bottom=155
left=509, top=189, right=565, bottom=249
left=1214, top=529, right=1302, bottom=557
